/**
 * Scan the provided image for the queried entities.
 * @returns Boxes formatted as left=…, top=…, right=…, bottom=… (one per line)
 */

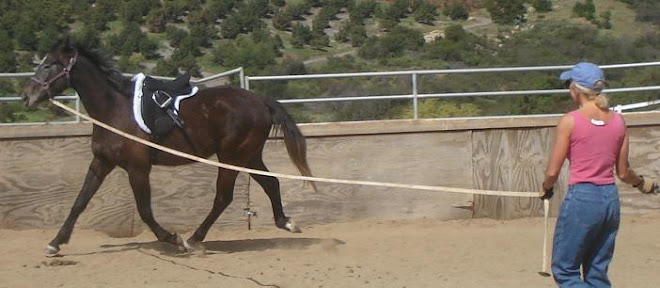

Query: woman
left=541, top=62, right=658, bottom=287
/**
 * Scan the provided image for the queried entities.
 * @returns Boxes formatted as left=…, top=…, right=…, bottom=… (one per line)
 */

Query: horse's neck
left=71, top=62, right=129, bottom=122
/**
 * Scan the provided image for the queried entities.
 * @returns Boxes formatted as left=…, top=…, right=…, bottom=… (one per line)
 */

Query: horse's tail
left=264, top=97, right=317, bottom=192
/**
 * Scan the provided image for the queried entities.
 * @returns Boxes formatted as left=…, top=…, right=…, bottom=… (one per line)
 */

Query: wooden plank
left=0, top=137, right=135, bottom=236
left=246, top=131, right=474, bottom=227
left=472, top=128, right=568, bottom=219
left=618, top=126, right=660, bottom=214
left=139, top=164, right=251, bottom=235
left=1, top=119, right=658, bottom=235
left=0, top=136, right=253, bottom=237
left=3, top=111, right=658, bottom=139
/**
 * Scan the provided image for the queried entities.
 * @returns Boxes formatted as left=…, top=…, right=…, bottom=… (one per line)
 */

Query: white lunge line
left=51, top=99, right=542, bottom=198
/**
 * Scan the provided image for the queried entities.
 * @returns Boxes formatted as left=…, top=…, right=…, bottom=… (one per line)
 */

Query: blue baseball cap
left=559, top=62, right=605, bottom=92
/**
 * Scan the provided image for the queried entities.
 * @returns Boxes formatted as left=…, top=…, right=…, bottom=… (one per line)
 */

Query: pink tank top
left=567, top=110, right=625, bottom=185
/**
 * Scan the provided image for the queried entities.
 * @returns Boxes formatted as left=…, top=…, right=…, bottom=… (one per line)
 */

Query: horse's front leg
left=47, top=157, right=115, bottom=254
left=184, top=168, right=239, bottom=253
left=127, top=167, right=183, bottom=248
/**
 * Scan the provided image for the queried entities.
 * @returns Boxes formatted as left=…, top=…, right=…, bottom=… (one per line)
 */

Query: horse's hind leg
left=128, top=168, right=182, bottom=247
left=248, top=155, right=301, bottom=233
left=185, top=168, right=239, bottom=252
left=47, top=157, right=114, bottom=254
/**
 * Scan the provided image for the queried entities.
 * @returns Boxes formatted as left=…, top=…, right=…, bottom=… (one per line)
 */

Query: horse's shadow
left=81, top=237, right=346, bottom=257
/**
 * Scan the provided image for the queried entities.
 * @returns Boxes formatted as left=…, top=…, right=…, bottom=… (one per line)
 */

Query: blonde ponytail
left=592, top=94, right=609, bottom=109
left=574, top=82, right=610, bottom=109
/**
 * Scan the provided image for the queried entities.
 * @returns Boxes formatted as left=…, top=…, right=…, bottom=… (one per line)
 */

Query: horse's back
left=168, top=85, right=273, bottom=160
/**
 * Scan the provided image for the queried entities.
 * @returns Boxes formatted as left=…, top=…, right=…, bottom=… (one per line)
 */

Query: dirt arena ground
left=2, top=212, right=660, bottom=288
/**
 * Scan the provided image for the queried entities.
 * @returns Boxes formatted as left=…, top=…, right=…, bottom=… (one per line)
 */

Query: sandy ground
left=1, top=213, right=660, bottom=288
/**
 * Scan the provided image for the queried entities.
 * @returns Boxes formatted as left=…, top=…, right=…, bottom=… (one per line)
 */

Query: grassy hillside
left=0, top=0, right=658, bottom=123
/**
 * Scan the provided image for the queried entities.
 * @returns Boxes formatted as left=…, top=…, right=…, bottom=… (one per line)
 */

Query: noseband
left=30, top=52, right=78, bottom=98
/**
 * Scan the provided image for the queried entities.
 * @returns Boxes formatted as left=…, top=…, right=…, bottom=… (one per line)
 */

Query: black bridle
left=30, top=52, right=78, bottom=98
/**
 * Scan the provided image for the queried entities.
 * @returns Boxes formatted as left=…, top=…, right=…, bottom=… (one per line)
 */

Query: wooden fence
left=1, top=111, right=658, bottom=236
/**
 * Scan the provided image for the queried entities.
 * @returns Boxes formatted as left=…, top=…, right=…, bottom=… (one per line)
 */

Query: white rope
left=51, top=99, right=541, bottom=198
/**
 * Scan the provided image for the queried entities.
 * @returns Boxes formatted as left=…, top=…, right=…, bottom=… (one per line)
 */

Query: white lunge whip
left=538, top=199, right=551, bottom=277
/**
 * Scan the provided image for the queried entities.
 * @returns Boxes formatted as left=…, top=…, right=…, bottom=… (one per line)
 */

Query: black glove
left=540, top=186, right=554, bottom=200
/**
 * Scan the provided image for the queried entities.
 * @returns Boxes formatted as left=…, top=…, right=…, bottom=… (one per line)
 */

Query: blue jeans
left=552, top=183, right=620, bottom=288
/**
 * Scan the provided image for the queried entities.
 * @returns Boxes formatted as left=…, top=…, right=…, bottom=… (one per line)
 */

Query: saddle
left=141, top=73, right=193, bottom=137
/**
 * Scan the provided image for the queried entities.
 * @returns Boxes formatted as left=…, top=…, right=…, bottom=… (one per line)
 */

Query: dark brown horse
left=21, top=41, right=315, bottom=254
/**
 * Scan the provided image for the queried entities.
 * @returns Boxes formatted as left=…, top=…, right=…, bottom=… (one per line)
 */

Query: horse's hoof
left=277, top=218, right=302, bottom=233
left=173, top=233, right=184, bottom=247
left=285, top=220, right=302, bottom=233
left=183, top=239, right=206, bottom=255
left=45, top=244, right=60, bottom=255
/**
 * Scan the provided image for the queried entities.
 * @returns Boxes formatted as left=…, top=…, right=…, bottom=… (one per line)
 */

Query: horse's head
left=21, top=41, right=78, bottom=108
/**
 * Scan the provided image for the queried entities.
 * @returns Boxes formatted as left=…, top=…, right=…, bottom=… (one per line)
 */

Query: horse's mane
left=73, top=44, right=132, bottom=97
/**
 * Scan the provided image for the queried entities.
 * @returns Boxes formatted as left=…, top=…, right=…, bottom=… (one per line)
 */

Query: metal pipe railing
left=274, top=86, right=660, bottom=103
left=244, top=62, right=660, bottom=119
left=1, top=62, right=658, bottom=125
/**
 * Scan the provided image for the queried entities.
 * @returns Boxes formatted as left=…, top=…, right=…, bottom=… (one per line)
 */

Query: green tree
left=82, top=7, right=112, bottom=31
left=120, top=0, right=155, bottom=23
left=414, top=1, right=437, bottom=24
left=272, top=10, right=292, bottom=31
left=172, top=36, right=202, bottom=63
left=336, top=21, right=368, bottom=47
left=15, top=18, right=38, bottom=51
left=190, top=23, right=216, bottom=48
left=599, top=10, right=612, bottom=29
left=404, top=99, right=481, bottom=118
left=38, top=24, right=61, bottom=57
left=271, top=0, right=286, bottom=7
left=0, top=28, right=17, bottom=73
left=310, top=31, right=330, bottom=49
left=625, top=0, right=660, bottom=26
left=444, top=1, right=469, bottom=20
left=118, top=54, right=143, bottom=73
left=358, top=26, right=424, bottom=59
left=312, top=17, right=330, bottom=34
left=532, top=0, right=553, bottom=13
left=288, top=3, right=311, bottom=20
left=212, top=36, right=278, bottom=71
left=349, top=0, right=377, bottom=23
left=246, top=0, right=271, bottom=19
left=146, top=7, right=168, bottom=33
left=153, top=59, right=180, bottom=76
left=486, top=0, right=526, bottom=24
left=71, top=24, right=101, bottom=51
left=163, top=0, right=194, bottom=21
left=208, top=0, right=236, bottom=19
left=282, top=58, right=307, bottom=75
left=121, top=22, right=145, bottom=56
left=573, top=0, right=596, bottom=21
left=350, top=28, right=368, bottom=47
left=377, top=5, right=399, bottom=31
left=391, top=0, right=409, bottom=19
left=17, top=52, right=35, bottom=72
left=291, top=23, right=312, bottom=48
left=221, top=15, right=242, bottom=39
left=165, top=26, right=188, bottom=48
left=445, top=24, right=467, bottom=42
